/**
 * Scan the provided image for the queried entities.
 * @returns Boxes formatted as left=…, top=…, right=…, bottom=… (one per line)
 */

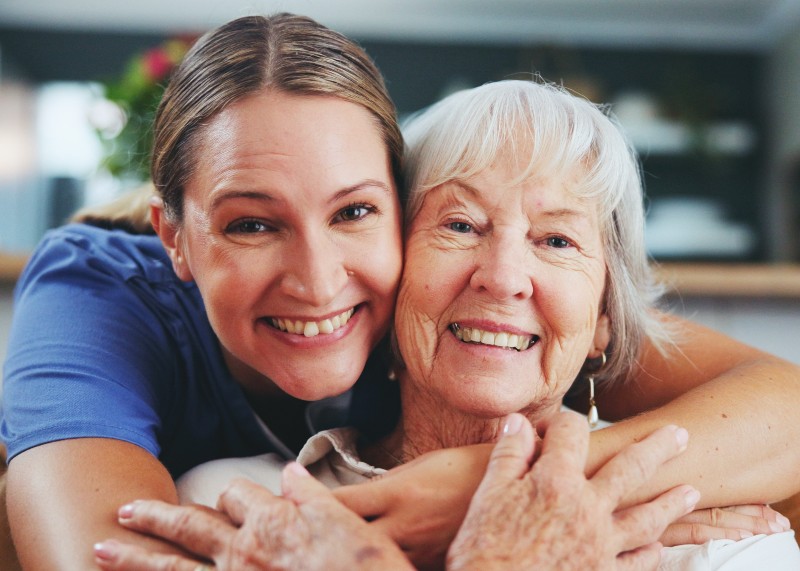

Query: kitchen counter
left=654, top=263, right=800, bottom=298
left=0, top=253, right=28, bottom=283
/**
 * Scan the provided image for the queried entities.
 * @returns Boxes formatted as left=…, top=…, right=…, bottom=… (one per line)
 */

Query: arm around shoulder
left=8, top=438, right=181, bottom=570
left=586, top=313, right=800, bottom=507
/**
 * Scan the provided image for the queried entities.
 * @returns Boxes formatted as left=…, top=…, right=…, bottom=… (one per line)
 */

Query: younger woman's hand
left=660, top=504, right=792, bottom=546
left=333, top=443, right=493, bottom=570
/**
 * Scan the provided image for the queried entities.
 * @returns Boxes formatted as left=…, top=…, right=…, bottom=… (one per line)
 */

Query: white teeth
left=451, top=324, right=535, bottom=351
left=270, top=308, right=355, bottom=338
left=495, top=332, right=508, bottom=347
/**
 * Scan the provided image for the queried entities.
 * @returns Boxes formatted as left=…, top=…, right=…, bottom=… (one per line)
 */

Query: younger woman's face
left=160, top=90, right=403, bottom=400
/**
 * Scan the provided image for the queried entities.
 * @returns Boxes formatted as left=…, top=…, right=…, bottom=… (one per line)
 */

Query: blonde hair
left=402, top=80, right=669, bottom=384
left=71, top=183, right=155, bottom=234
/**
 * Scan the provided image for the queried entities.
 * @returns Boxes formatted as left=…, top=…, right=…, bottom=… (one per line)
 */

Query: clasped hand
left=94, top=412, right=782, bottom=571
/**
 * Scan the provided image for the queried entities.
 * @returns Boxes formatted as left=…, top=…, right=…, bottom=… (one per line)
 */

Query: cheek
left=536, top=270, right=606, bottom=381
left=394, top=247, right=463, bottom=371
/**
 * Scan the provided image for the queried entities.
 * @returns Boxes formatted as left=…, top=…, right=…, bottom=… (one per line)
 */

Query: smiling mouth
left=449, top=323, right=538, bottom=351
left=268, top=307, right=356, bottom=338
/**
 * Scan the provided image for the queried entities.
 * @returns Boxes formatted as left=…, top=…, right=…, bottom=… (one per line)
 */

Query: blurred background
left=0, top=0, right=798, bottom=367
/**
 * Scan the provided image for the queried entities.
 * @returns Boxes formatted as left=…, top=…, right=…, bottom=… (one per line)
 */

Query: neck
left=247, top=390, right=310, bottom=454
left=374, top=371, right=563, bottom=464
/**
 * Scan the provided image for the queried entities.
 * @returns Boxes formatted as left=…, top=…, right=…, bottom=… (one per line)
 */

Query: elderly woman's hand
left=94, top=463, right=413, bottom=571
left=447, top=411, right=700, bottom=571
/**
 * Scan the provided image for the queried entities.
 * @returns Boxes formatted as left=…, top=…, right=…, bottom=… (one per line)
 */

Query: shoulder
left=20, top=224, right=173, bottom=287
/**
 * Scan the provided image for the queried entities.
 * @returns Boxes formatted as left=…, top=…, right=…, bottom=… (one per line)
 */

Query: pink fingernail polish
left=683, top=487, right=701, bottom=509
left=287, top=462, right=310, bottom=477
left=674, top=427, right=689, bottom=451
left=118, top=503, right=135, bottom=520
left=94, top=540, right=118, bottom=561
left=769, top=520, right=783, bottom=533
left=503, top=414, right=523, bottom=435
left=777, top=514, right=791, bottom=530
left=740, top=530, right=754, bottom=539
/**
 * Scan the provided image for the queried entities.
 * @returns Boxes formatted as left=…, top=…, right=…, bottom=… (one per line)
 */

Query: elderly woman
left=95, top=80, right=800, bottom=570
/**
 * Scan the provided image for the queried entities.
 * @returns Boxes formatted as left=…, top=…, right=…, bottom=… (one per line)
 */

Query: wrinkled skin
left=335, top=443, right=492, bottom=570
left=94, top=464, right=412, bottom=571
left=93, top=414, right=789, bottom=571
left=335, top=444, right=789, bottom=561
left=96, top=412, right=705, bottom=571
left=447, top=412, right=699, bottom=571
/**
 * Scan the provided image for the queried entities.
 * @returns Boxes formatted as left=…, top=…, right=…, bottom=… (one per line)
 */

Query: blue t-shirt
left=0, top=224, right=288, bottom=478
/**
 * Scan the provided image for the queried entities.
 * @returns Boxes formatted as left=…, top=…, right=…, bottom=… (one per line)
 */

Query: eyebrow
left=209, top=179, right=393, bottom=212
left=450, top=180, right=590, bottom=221
left=328, top=180, right=393, bottom=204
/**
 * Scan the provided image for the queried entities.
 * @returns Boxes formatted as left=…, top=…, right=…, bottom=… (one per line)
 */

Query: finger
left=536, top=410, right=589, bottom=475
left=281, top=462, right=340, bottom=507
left=614, top=485, right=700, bottom=552
left=676, top=506, right=783, bottom=535
left=726, top=504, right=791, bottom=530
left=216, top=478, right=279, bottom=526
left=477, top=413, right=536, bottom=488
left=592, top=425, right=688, bottom=505
left=94, top=538, right=211, bottom=571
left=616, top=542, right=662, bottom=571
left=333, top=481, right=388, bottom=519
left=116, top=500, right=232, bottom=560
left=659, top=522, right=754, bottom=546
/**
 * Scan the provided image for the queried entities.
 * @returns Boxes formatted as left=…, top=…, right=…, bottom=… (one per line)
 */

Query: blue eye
left=447, top=221, right=473, bottom=233
left=547, top=236, right=572, bottom=248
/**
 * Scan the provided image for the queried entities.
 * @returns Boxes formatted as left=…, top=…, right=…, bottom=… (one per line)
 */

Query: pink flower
left=142, top=48, right=174, bottom=82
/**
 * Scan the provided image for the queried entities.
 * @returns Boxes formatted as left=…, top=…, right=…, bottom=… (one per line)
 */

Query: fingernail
left=740, top=530, right=754, bottom=539
left=769, top=520, right=784, bottom=533
left=94, top=540, right=119, bottom=561
left=683, top=487, right=701, bottom=510
left=287, top=462, right=310, bottom=478
left=118, top=502, right=136, bottom=520
left=777, top=514, right=791, bottom=530
left=674, top=426, right=689, bottom=451
left=503, top=414, right=523, bottom=435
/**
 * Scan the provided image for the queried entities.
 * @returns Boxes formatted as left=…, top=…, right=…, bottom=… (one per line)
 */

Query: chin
left=279, top=359, right=366, bottom=401
left=446, top=392, right=528, bottom=420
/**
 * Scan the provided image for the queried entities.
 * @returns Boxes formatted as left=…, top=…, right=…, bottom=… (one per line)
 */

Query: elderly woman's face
left=395, top=152, right=609, bottom=418
left=165, top=91, right=403, bottom=400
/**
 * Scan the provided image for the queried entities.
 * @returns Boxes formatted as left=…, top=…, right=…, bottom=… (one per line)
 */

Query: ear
left=589, top=313, right=611, bottom=359
left=150, top=197, right=193, bottom=282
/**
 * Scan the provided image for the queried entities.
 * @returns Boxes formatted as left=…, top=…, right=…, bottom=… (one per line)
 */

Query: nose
left=469, top=229, right=534, bottom=300
left=280, top=232, right=349, bottom=307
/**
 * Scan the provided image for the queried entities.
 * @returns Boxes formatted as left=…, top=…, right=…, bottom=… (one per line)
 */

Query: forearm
left=8, top=439, right=183, bottom=571
left=587, top=357, right=800, bottom=508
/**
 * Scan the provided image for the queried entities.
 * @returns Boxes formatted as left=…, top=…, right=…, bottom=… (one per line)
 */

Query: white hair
left=402, top=79, right=671, bottom=385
